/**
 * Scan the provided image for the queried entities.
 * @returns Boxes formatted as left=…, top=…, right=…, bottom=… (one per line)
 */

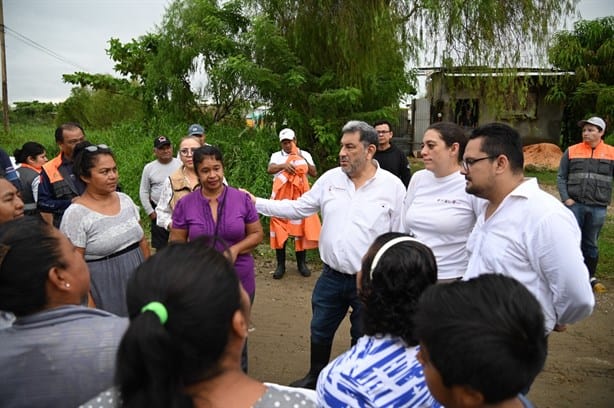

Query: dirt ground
left=248, top=256, right=614, bottom=407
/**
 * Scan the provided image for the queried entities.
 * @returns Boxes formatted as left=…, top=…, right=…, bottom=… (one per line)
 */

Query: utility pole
left=0, top=0, right=9, bottom=133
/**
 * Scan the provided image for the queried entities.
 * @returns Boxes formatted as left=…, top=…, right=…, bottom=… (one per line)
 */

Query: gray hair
left=342, top=120, right=378, bottom=147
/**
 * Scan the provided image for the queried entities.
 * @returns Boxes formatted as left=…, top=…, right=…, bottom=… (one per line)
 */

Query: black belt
left=324, top=264, right=355, bottom=278
left=88, top=242, right=140, bottom=263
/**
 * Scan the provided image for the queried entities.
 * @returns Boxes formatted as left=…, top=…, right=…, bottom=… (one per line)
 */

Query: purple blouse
left=172, top=186, right=260, bottom=295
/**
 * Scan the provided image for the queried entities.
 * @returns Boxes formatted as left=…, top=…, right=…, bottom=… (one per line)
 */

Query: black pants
left=150, top=201, right=170, bottom=250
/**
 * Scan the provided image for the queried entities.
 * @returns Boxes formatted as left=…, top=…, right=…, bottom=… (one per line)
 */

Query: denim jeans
left=310, top=264, right=363, bottom=345
left=568, top=202, right=607, bottom=259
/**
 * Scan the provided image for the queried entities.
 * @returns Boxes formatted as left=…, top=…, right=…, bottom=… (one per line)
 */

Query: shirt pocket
left=352, top=201, right=392, bottom=234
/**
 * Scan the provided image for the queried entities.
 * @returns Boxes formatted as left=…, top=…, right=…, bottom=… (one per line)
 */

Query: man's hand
left=284, top=162, right=296, bottom=175
left=149, top=212, right=157, bottom=220
left=564, top=198, right=575, bottom=207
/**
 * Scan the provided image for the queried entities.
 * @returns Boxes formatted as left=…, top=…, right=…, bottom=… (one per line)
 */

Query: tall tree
left=547, top=16, right=614, bottom=147
left=243, top=0, right=576, bottom=163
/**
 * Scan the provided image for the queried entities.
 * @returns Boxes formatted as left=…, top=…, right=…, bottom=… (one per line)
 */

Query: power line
left=3, top=24, right=90, bottom=71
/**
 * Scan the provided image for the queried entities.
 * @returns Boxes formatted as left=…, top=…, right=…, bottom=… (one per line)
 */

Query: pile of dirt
left=523, top=143, right=563, bottom=171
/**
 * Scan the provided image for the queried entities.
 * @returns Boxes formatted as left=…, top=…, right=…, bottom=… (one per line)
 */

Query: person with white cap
left=266, top=128, right=319, bottom=279
left=557, top=116, right=613, bottom=293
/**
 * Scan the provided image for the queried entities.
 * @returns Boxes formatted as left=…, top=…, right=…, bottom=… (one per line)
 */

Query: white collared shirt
left=256, top=165, right=405, bottom=274
left=464, top=178, right=595, bottom=332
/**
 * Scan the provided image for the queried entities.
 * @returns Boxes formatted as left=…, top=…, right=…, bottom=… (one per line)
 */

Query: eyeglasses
left=376, top=130, right=391, bottom=135
left=179, top=148, right=199, bottom=156
left=84, top=144, right=111, bottom=153
left=461, top=156, right=496, bottom=171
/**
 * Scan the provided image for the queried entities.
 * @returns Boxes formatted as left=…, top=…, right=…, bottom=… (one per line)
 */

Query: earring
left=65, top=282, right=71, bottom=288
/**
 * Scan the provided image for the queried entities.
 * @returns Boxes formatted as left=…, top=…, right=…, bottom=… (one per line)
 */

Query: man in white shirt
left=139, top=136, right=181, bottom=250
left=461, top=122, right=594, bottom=334
left=267, top=128, right=319, bottom=279
left=246, top=121, right=405, bottom=389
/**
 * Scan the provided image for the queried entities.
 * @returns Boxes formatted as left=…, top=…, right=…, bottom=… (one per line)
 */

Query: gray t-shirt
left=80, top=384, right=317, bottom=408
left=139, top=158, right=182, bottom=214
left=60, top=192, right=144, bottom=260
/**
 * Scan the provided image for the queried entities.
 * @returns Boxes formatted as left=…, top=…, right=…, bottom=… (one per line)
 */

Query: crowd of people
left=0, top=116, right=608, bottom=407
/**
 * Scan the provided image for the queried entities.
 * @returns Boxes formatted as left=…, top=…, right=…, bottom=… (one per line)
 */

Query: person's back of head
left=469, top=123, right=524, bottom=174
left=0, top=216, right=66, bottom=316
left=359, top=232, right=437, bottom=346
left=414, top=274, right=547, bottom=407
left=116, top=237, right=243, bottom=408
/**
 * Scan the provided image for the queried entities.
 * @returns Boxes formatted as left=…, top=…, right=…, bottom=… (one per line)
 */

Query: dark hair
left=360, top=232, right=437, bottom=346
left=414, top=274, right=547, bottom=403
left=427, top=122, right=468, bottom=161
left=469, top=123, right=524, bottom=173
left=342, top=120, right=378, bottom=148
left=72, top=141, right=115, bottom=181
left=54, top=122, right=85, bottom=143
left=373, top=119, right=393, bottom=132
left=116, top=238, right=242, bottom=408
left=13, top=142, right=46, bottom=164
left=0, top=217, right=66, bottom=316
left=193, top=145, right=224, bottom=170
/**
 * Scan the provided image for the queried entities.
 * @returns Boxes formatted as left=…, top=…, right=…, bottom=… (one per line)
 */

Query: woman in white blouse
left=402, top=122, right=484, bottom=282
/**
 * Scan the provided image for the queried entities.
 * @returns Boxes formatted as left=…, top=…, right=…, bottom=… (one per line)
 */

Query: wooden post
left=0, top=0, right=9, bottom=133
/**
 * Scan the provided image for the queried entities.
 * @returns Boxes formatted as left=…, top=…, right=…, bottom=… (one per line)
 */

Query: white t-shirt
left=269, top=149, right=315, bottom=176
left=402, top=169, right=483, bottom=280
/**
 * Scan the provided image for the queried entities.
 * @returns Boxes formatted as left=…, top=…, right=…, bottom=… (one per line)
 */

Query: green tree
left=241, top=0, right=576, bottom=164
left=60, top=0, right=577, bottom=164
left=547, top=17, right=614, bottom=147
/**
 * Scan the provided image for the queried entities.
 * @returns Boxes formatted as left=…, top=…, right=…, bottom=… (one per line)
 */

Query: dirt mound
left=523, top=143, right=563, bottom=171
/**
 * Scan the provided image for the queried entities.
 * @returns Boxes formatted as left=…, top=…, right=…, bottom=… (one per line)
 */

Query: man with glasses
left=461, top=122, right=594, bottom=335
left=38, top=122, right=86, bottom=227
left=139, top=136, right=181, bottom=251
left=373, top=119, right=411, bottom=187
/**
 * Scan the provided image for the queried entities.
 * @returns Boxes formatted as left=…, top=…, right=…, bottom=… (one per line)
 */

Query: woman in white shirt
left=402, top=122, right=484, bottom=282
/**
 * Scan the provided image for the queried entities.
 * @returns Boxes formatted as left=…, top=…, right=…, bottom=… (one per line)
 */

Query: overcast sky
left=4, top=0, right=613, bottom=104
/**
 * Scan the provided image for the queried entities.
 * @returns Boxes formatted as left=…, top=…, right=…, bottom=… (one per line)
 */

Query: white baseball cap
left=578, top=117, right=606, bottom=131
left=279, top=128, right=295, bottom=141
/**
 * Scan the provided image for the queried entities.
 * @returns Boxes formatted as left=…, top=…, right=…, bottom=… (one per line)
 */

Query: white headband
left=369, top=236, right=420, bottom=280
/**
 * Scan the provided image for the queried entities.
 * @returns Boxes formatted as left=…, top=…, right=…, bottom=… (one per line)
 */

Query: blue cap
left=188, top=124, right=205, bottom=136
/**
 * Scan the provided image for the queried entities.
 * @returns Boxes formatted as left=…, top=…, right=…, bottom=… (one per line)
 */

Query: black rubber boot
left=273, top=248, right=286, bottom=279
left=296, top=251, right=311, bottom=277
left=289, top=341, right=332, bottom=389
left=585, top=256, right=598, bottom=280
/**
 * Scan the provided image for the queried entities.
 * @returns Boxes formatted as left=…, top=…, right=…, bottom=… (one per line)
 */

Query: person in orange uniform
left=267, top=128, right=320, bottom=279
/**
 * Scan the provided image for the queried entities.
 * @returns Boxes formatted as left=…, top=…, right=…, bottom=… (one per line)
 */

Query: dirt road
left=248, top=256, right=613, bottom=407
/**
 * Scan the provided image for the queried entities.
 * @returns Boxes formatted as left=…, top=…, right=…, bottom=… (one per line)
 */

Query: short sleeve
left=60, top=205, right=88, bottom=248
left=243, top=192, right=260, bottom=224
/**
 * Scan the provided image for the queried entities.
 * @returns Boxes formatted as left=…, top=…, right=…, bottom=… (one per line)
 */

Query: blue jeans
left=568, top=203, right=607, bottom=259
left=310, top=264, right=363, bottom=345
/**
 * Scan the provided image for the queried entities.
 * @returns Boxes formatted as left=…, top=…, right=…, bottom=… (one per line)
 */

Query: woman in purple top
left=170, top=145, right=263, bottom=298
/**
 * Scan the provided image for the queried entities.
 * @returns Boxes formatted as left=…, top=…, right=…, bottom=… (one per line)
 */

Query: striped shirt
left=317, top=335, right=440, bottom=407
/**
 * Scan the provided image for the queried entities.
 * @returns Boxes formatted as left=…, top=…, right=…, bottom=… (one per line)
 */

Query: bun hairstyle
left=13, top=142, right=46, bottom=164
left=359, top=232, right=437, bottom=346
left=116, top=237, right=242, bottom=408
